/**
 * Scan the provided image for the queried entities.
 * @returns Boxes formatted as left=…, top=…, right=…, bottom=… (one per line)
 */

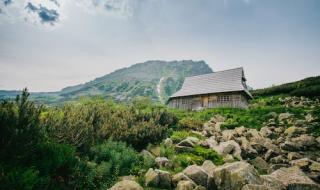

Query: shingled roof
left=170, top=67, right=253, bottom=99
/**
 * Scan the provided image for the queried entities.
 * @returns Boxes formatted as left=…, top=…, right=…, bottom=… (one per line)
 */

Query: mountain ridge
left=0, top=60, right=213, bottom=104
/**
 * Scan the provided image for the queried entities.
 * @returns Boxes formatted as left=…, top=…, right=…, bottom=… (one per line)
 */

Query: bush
left=173, top=153, right=204, bottom=169
left=179, top=117, right=203, bottom=130
left=193, top=146, right=224, bottom=165
left=170, top=131, right=205, bottom=143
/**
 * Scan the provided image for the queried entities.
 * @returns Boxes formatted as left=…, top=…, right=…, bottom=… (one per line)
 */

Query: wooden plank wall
left=168, top=92, right=249, bottom=110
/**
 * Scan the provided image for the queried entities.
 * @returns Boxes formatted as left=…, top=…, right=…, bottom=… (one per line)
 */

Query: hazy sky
left=0, top=0, right=319, bottom=92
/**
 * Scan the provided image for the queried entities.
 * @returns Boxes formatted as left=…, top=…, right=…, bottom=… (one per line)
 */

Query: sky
left=0, top=0, right=319, bottom=92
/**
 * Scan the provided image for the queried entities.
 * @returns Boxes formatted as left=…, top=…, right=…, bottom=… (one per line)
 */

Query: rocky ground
left=110, top=97, right=320, bottom=190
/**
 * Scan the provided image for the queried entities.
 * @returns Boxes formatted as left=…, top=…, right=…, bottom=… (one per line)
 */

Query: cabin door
left=202, top=96, right=209, bottom=107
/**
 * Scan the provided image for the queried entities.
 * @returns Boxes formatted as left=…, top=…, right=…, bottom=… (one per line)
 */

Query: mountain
left=251, top=76, right=320, bottom=98
left=0, top=60, right=213, bottom=104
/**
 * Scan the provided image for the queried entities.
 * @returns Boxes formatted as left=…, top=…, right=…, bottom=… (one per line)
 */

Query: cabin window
left=218, top=95, right=230, bottom=102
left=182, top=99, right=187, bottom=104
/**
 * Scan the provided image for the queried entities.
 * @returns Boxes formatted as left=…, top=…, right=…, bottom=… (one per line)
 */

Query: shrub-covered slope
left=251, top=76, right=320, bottom=98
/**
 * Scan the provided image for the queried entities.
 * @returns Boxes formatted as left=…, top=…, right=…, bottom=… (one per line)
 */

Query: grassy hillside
left=0, top=60, right=213, bottom=104
left=252, top=76, right=320, bottom=98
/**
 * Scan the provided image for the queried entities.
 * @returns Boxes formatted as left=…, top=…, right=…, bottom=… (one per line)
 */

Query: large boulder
left=176, top=180, right=196, bottom=190
left=278, top=113, right=293, bottom=121
left=109, top=180, right=143, bottom=190
left=222, top=130, right=237, bottom=141
left=260, top=175, right=285, bottom=190
left=239, top=137, right=258, bottom=159
left=213, top=161, right=263, bottom=190
left=202, top=160, right=216, bottom=176
left=249, top=157, right=270, bottom=174
left=144, top=168, right=171, bottom=188
left=155, top=157, right=172, bottom=168
left=183, top=165, right=214, bottom=188
left=172, top=173, right=193, bottom=187
left=284, top=126, right=307, bottom=137
left=177, top=137, right=198, bottom=148
left=269, top=166, right=320, bottom=190
left=291, top=135, right=316, bottom=149
left=214, top=140, right=242, bottom=160
left=241, top=184, right=269, bottom=190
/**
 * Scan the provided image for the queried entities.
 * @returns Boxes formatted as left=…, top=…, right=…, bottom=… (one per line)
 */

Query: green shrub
left=193, top=146, right=224, bottom=165
left=173, top=153, right=204, bottom=168
left=179, top=117, right=203, bottom=130
left=170, top=131, right=205, bottom=143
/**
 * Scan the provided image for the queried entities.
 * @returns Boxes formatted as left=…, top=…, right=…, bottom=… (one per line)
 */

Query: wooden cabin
left=167, top=67, right=252, bottom=110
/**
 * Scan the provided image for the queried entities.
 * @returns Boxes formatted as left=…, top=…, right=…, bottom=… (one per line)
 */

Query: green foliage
left=193, top=146, right=224, bottom=165
left=252, top=76, right=320, bottom=98
left=170, top=131, right=205, bottom=143
left=178, top=117, right=203, bottom=130
left=173, top=153, right=204, bottom=169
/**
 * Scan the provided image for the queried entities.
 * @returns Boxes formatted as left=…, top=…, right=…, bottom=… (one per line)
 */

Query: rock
left=278, top=113, right=293, bottom=121
left=183, top=165, right=210, bottom=188
left=287, top=152, right=303, bottom=161
left=204, top=136, right=218, bottom=148
left=268, top=164, right=290, bottom=173
left=163, top=138, right=173, bottom=147
left=270, top=155, right=288, bottom=165
left=211, top=114, right=226, bottom=123
left=280, top=141, right=303, bottom=151
left=310, top=161, right=320, bottom=172
left=194, top=186, right=207, bottom=190
left=155, top=157, right=172, bottom=168
left=249, top=157, right=270, bottom=174
left=177, top=138, right=197, bottom=148
left=222, top=130, right=237, bottom=141
left=202, top=160, right=216, bottom=176
left=291, top=134, right=316, bottom=148
left=141, top=149, right=154, bottom=159
left=144, top=168, right=171, bottom=188
left=241, top=184, right=269, bottom=190
left=235, top=126, right=247, bottom=136
left=176, top=180, right=196, bottom=190
left=260, top=175, right=285, bottom=190
left=290, top=158, right=311, bottom=170
left=260, top=127, right=277, bottom=139
left=239, top=137, right=258, bottom=159
left=223, top=154, right=235, bottom=163
left=148, top=145, right=161, bottom=156
left=284, top=126, right=307, bottom=137
left=264, top=149, right=279, bottom=162
left=109, top=180, right=143, bottom=190
left=246, top=129, right=264, bottom=143
left=213, top=161, right=263, bottom=190
left=214, top=140, right=242, bottom=160
left=172, top=173, right=193, bottom=187
left=269, top=166, right=320, bottom=190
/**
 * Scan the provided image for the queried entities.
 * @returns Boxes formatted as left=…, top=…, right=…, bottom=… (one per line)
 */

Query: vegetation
left=252, top=76, right=320, bottom=98
left=0, top=89, right=176, bottom=189
left=1, top=76, right=319, bottom=189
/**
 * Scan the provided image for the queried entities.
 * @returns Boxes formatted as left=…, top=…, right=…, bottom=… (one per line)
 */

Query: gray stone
left=176, top=180, right=196, bottom=190
left=155, top=157, right=172, bottom=168
left=202, top=160, right=216, bottom=176
left=183, top=165, right=209, bottom=188
left=270, top=166, right=320, bottom=190
left=260, top=175, right=285, bottom=190
left=109, top=180, right=143, bottom=190
left=213, top=161, right=263, bottom=190
left=144, top=168, right=171, bottom=188
left=287, top=152, right=303, bottom=161
left=241, top=184, right=269, bottom=190
left=250, top=157, right=270, bottom=174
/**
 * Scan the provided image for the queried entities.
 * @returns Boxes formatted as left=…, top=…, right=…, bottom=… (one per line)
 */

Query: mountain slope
left=251, top=76, right=320, bottom=98
left=0, top=60, right=213, bottom=104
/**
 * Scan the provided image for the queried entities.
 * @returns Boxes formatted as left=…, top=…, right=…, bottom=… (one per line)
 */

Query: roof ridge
left=185, top=67, right=243, bottom=79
